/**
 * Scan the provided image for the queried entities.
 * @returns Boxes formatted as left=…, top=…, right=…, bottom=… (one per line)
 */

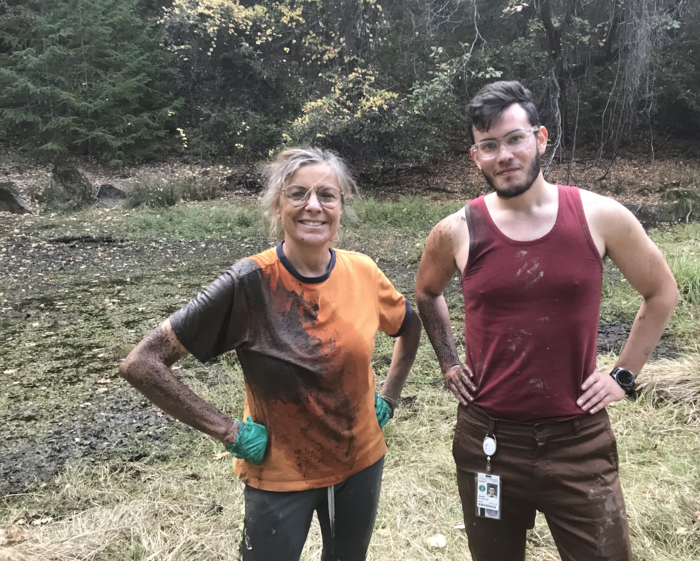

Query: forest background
left=1, top=0, right=699, bottom=171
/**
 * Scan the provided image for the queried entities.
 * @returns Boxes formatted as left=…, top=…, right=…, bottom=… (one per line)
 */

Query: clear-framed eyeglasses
left=282, top=185, right=344, bottom=209
left=471, top=127, right=540, bottom=160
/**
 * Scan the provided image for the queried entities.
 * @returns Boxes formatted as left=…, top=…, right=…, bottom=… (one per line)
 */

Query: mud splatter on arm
left=415, top=218, right=462, bottom=373
left=119, top=319, right=238, bottom=445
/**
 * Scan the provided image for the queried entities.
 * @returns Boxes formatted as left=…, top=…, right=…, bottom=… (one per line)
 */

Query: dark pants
left=240, top=456, right=384, bottom=561
left=453, top=404, right=632, bottom=561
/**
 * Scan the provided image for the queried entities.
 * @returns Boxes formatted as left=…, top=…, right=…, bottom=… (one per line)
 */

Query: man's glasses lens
left=475, top=128, right=537, bottom=159
left=284, top=186, right=342, bottom=208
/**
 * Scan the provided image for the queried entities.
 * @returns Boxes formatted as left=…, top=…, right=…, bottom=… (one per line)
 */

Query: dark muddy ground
left=0, top=220, right=678, bottom=497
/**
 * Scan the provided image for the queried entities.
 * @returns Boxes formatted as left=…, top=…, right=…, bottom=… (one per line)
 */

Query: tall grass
left=125, top=173, right=221, bottom=209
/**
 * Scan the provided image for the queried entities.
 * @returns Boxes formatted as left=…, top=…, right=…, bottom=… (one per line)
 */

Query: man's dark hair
left=467, top=81, right=540, bottom=142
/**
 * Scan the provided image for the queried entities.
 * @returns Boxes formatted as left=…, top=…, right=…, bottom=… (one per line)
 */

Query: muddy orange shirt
left=170, top=242, right=411, bottom=491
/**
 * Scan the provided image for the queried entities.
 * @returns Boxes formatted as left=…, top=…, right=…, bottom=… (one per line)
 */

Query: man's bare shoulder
left=578, top=187, right=648, bottom=257
left=579, top=188, right=625, bottom=215
left=579, top=188, right=637, bottom=226
left=428, top=207, right=468, bottom=246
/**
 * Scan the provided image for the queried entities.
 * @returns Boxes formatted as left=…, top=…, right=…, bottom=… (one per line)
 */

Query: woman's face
left=277, top=162, right=342, bottom=250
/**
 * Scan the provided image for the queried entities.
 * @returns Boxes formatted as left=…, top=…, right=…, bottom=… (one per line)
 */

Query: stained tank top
left=461, top=185, right=603, bottom=422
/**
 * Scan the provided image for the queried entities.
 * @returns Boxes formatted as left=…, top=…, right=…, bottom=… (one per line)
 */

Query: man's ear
left=537, top=126, right=549, bottom=155
left=470, top=148, right=482, bottom=170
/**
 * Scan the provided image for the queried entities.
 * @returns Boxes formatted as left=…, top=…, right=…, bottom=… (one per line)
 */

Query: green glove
left=375, top=392, right=394, bottom=428
left=225, top=415, right=268, bottom=465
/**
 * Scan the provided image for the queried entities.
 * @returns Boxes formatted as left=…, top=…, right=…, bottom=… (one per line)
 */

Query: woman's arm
left=119, top=319, right=239, bottom=445
left=379, top=311, right=422, bottom=404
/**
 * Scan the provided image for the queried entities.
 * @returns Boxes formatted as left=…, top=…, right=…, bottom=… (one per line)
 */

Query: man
left=415, top=81, right=678, bottom=561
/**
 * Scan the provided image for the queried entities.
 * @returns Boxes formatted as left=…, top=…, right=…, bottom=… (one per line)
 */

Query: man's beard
left=482, top=150, right=541, bottom=200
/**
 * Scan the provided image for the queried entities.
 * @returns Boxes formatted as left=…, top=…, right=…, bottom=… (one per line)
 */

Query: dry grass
left=637, top=355, right=700, bottom=424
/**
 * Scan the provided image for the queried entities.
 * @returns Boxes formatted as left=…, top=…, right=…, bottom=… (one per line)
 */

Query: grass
left=1, top=198, right=700, bottom=560
left=125, top=173, right=222, bottom=210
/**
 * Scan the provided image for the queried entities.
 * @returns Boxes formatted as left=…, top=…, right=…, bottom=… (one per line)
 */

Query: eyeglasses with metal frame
left=471, top=127, right=540, bottom=160
left=282, top=185, right=344, bottom=209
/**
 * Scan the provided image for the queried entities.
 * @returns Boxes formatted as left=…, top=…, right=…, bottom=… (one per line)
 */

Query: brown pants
left=453, top=404, right=632, bottom=561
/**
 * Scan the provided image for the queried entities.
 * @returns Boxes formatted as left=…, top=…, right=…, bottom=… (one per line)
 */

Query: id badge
left=475, top=472, right=501, bottom=520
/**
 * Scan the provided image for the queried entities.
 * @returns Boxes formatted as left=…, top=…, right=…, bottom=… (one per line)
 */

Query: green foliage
left=1, top=0, right=700, bottom=165
left=0, top=0, right=181, bottom=164
left=125, top=173, right=221, bottom=209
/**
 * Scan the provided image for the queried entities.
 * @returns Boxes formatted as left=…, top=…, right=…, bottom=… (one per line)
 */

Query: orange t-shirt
left=170, top=243, right=411, bottom=491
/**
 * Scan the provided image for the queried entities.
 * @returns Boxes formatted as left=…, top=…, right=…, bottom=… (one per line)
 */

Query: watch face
left=615, top=369, right=635, bottom=387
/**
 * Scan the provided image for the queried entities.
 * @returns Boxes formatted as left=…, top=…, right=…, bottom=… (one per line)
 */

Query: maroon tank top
left=461, top=185, right=603, bottom=422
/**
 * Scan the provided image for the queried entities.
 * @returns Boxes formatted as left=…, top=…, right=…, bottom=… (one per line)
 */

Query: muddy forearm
left=616, top=290, right=678, bottom=375
left=381, top=312, right=422, bottom=402
left=120, top=326, right=238, bottom=445
left=122, top=359, right=238, bottom=445
left=416, top=293, right=460, bottom=374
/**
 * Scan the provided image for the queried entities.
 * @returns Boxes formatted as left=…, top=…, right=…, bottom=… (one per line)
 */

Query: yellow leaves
left=279, top=5, right=305, bottom=26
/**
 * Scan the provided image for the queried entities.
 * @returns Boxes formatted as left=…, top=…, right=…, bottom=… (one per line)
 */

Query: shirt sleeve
left=375, top=266, right=412, bottom=338
left=169, top=259, right=258, bottom=363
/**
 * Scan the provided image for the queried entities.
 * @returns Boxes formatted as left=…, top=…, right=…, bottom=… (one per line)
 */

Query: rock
left=96, top=183, right=126, bottom=208
left=623, top=203, right=677, bottom=230
left=45, top=162, right=93, bottom=207
left=0, top=182, right=32, bottom=214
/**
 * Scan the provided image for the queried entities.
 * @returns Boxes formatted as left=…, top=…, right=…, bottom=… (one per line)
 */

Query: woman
left=120, top=147, right=422, bottom=561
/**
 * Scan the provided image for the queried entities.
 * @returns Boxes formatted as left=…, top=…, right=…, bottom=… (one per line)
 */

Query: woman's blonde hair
left=260, top=146, right=359, bottom=240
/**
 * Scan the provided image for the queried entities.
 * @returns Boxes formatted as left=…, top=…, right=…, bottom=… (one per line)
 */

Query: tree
left=0, top=0, right=182, bottom=164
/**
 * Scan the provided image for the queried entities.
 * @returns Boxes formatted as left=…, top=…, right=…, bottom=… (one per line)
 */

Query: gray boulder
left=0, top=181, right=32, bottom=214
left=95, top=183, right=127, bottom=208
left=44, top=162, right=93, bottom=207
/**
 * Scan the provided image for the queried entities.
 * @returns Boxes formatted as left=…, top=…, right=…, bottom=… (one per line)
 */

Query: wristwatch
left=610, top=367, right=636, bottom=397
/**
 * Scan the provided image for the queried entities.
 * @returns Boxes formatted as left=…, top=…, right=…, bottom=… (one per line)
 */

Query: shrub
left=125, top=173, right=221, bottom=209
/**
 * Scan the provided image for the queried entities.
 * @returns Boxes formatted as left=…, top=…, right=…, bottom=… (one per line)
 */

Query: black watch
left=610, top=367, right=636, bottom=397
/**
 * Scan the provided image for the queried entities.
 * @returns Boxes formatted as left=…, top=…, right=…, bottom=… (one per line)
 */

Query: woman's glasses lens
left=284, top=186, right=342, bottom=208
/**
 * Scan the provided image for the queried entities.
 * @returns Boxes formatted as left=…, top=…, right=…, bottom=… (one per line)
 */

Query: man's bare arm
left=578, top=199, right=678, bottom=413
left=415, top=214, right=475, bottom=405
left=119, top=319, right=239, bottom=445
left=604, top=203, right=679, bottom=373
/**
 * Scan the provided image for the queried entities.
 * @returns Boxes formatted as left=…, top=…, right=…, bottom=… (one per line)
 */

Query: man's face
left=470, top=104, right=547, bottom=200
left=488, top=487, right=495, bottom=497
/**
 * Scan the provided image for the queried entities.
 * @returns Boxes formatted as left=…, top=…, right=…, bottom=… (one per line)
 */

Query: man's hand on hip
left=577, top=371, right=626, bottom=414
left=444, top=364, right=477, bottom=406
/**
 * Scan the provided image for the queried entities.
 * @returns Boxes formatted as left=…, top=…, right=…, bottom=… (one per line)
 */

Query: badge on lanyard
left=475, top=434, right=501, bottom=520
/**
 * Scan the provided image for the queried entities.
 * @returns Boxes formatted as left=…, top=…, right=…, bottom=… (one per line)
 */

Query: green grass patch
left=352, top=197, right=462, bottom=231
left=112, top=203, right=262, bottom=240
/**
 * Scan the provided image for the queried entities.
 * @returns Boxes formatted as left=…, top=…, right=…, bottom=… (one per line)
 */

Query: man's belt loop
left=487, top=417, right=496, bottom=435
left=573, top=418, right=581, bottom=436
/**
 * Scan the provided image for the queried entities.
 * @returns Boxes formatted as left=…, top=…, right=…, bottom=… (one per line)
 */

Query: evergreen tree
left=0, top=0, right=182, bottom=164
